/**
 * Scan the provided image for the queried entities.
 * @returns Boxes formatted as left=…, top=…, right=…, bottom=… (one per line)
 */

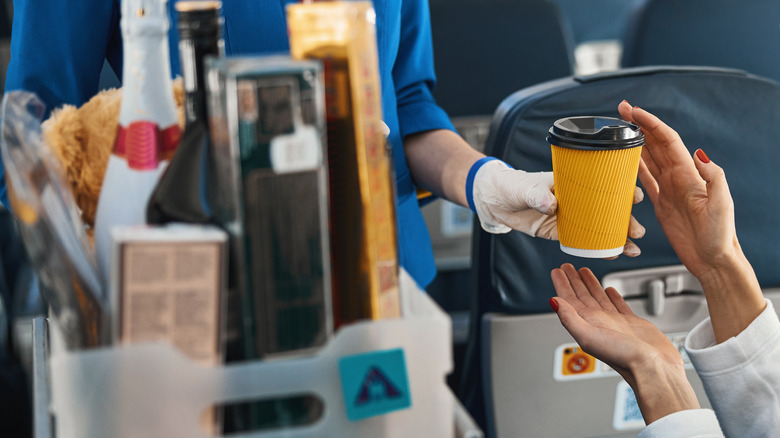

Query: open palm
left=551, top=264, right=684, bottom=388
left=617, top=101, right=737, bottom=278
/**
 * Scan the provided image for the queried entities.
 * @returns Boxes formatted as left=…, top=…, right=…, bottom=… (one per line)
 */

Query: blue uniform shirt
left=5, top=0, right=456, bottom=288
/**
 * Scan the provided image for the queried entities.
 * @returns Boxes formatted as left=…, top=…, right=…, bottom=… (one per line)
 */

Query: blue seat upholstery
left=97, top=59, right=121, bottom=91
left=0, top=0, right=10, bottom=39
left=459, top=66, right=780, bottom=430
left=551, top=0, right=646, bottom=45
left=0, top=0, right=10, bottom=97
left=622, top=0, right=780, bottom=83
left=429, top=0, right=574, bottom=118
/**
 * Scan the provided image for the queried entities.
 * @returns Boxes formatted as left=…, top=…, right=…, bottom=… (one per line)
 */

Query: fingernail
left=695, top=148, right=710, bottom=163
left=549, top=298, right=559, bottom=313
left=625, top=245, right=641, bottom=257
left=621, top=99, right=627, bottom=104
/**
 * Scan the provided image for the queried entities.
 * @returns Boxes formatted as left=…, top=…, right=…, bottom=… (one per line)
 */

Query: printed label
left=270, top=125, right=322, bottom=173
left=113, top=122, right=180, bottom=169
left=553, top=332, right=692, bottom=382
left=338, top=348, right=412, bottom=421
left=613, top=380, right=645, bottom=431
left=120, top=241, right=222, bottom=364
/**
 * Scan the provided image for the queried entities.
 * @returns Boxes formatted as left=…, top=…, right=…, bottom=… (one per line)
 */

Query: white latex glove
left=468, top=158, right=645, bottom=256
left=470, top=159, right=558, bottom=238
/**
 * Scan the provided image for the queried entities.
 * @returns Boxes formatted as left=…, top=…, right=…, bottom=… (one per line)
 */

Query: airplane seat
left=430, top=0, right=574, bottom=120
left=97, top=60, right=121, bottom=92
left=458, top=66, right=780, bottom=437
left=549, top=0, right=646, bottom=75
left=97, top=21, right=124, bottom=92
left=0, top=0, right=10, bottom=96
left=621, top=0, right=780, bottom=84
left=550, top=0, right=646, bottom=45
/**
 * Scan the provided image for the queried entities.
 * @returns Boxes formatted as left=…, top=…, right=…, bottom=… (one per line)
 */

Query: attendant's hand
left=550, top=264, right=700, bottom=424
left=470, top=159, right=645, bottom=257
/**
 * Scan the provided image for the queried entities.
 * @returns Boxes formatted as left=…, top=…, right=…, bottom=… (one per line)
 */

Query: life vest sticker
left=613, top=380, right=645, bottom=431
left=441, top=201, right=473, bottom=238
left=338, top=348, right=412, bottom=421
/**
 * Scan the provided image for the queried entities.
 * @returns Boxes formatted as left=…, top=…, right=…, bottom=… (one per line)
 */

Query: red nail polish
left=696, top=148, right=710, bottom=163
left=549, top=298, right=559, bottom=312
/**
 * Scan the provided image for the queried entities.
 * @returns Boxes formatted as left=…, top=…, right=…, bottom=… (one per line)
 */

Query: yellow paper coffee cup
left=548, top=117, right=644, bottom=258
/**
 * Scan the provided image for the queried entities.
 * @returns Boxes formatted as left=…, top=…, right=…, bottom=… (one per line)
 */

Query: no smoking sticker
left=558, top=346, right=597, bottom=378
left=553, top=334, right=693, bottom=382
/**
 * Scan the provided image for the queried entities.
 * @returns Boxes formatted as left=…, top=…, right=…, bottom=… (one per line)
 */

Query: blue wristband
left=466, top=157, right=501, bottom=213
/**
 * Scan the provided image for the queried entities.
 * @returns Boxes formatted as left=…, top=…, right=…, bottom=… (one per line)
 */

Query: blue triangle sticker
left=355, top=366, right=403, bottom=405
left=339, top=348, right=412, bottom=421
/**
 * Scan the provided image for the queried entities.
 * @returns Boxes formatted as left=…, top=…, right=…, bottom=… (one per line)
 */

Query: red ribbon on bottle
left=113, top=121, right=181, bottom=170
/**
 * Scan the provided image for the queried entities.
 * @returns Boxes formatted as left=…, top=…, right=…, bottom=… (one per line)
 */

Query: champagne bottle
left=146, top=1, right=223, bottom=225
left=93, top=0, right=181, bottom=286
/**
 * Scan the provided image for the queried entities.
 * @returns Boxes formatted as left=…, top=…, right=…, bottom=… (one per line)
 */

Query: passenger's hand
left=471, top=159, right=645, bottom=257
left=617, top=101, right=764, bottom=343
left=618, top=101, right=738, bottom=277
left=550, top=264, right=700, bottom=424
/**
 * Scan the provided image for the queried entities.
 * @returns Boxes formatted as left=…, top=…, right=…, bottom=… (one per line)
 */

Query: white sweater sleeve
left=684, top=299, right=780, bottom=437
left=638, top=409, right=723, bottom=438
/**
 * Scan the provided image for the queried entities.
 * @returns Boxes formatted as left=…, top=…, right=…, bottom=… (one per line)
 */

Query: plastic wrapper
left=0, top=91, right=108, bottom=349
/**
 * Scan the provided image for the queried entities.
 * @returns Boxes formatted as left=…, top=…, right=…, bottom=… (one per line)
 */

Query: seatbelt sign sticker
left=338, top=348, right=412, bottom=421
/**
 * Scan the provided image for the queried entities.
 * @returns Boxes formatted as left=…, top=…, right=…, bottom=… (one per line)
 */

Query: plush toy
left=42, top=79, right=185, bottom=228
